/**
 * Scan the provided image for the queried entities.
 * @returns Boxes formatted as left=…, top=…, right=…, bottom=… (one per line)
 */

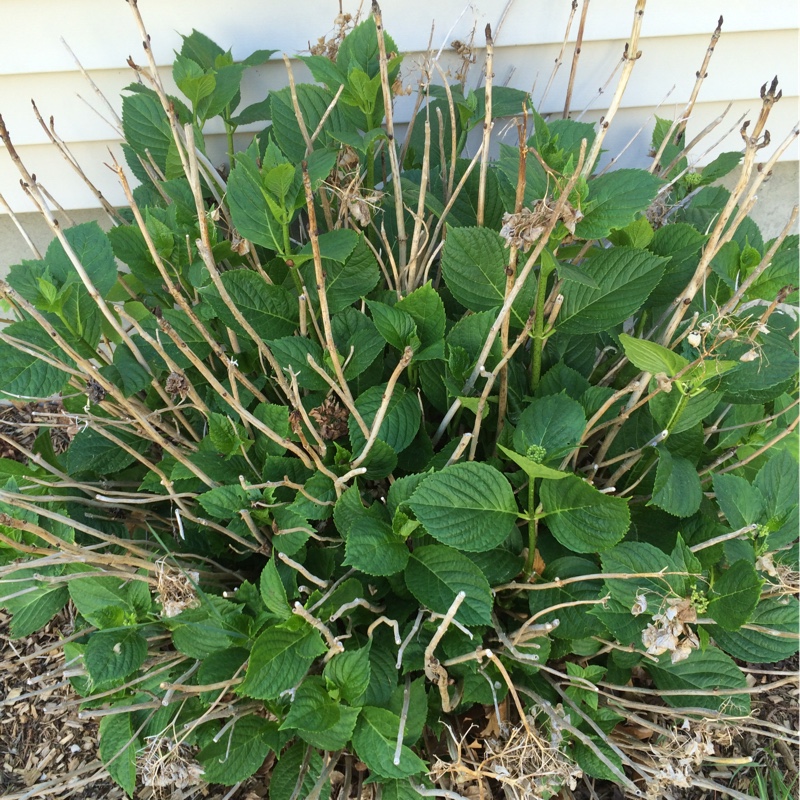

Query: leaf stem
left=522, top=478, right=538, bottom=580
left=530, top=254, right=557, bottom=391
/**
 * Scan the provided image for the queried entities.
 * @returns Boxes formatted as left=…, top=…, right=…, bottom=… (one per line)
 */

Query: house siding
left=1, top=1, right=797, bottom=218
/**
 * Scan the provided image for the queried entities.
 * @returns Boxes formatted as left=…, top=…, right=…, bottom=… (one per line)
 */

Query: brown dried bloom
left=140, top=736, right=204, bottom=795
left=165, top=371, right=190, bottom=400
left=310, top=394, right=349, bottom=440
left=156, top=561, right=200, bottom=618
left=86, top=378, right=106, bottom=405
left=641, top=596, right=699, bottom=663
left=500, top=199, right=583, bottom=252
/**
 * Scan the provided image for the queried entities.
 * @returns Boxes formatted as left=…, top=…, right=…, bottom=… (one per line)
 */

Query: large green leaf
left=395, top=282, right=446, bottom=361
left=201, top=270, right=298, bottom=340
left=324, top=645, right=372, bottom=706
left=197, top=715, right=279, bottom=785
left=84, top=628, right=148, bottom=684
left=409, top=462, right=518, bottom=552
left=121, top=87, right=172, bottom=172
left=649, top=447, right=702, bottom=518
left=99, top=713, right=138, bottom=796
left=238, top=619, right=326, bottom=699
left=344, top=517, right=409, bottom=576
left=618, top=333, right=689, bottom=377
left=65, top=428, right=148, bottom=476
left=441, top=226, right=535, bottom=327
left=349, top=384, right=420, bottom=455
left=601, top=541, right=686, bottom=609
left=707, top=560, right=763, bottom=631
left=575, top=169, right=664, bottom=240
left=0, top=321, right=73, bottom=399
left=540, top=476, right=630, bottom=554
left=270, top=83, right=347, bottom=162
left=0, top=570, right=68, bottom=639
left=648, top=646, right=750, bottom=714
left=558, top=247, right=668, bottom=334
left=754, top=450, right=799, bottom=548
left=301, top=234, right=380, bottom=313
left=709, top=596, right=799, bottom=663
left=352, top=707, right=428, bottom=779
left=404, top=544, right=493, bottom=626
left=512, top=393, right=586, bottom=464
left=712, top=473, right=765, bottom=529
left=46, top=222, right=118, bottom=298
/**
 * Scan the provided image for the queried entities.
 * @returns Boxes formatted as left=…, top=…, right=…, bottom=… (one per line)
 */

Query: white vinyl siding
left=1, top=0, right=797, bottom=213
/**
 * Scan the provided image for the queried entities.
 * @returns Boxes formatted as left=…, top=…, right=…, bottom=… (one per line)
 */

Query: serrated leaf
left=576, top=169, right=664, bottom=240
left=650, top=447, right=702, bottom=518
left=344, top=518, right=409, bottom=576
left=409, top=462, right=518, bottom=552
left=238, top=620, right=326, bottom=699
left=69, top=575, right=147, bottom=628
left=0, top=321, right=73, bottom=400
left=395, top=282, right=446, bottom=361
left=352, top=707, right=427, bottom=779
left=648, top=646, right=750, bottom=714
left=197, top=715, right=279, bottom=785
left=368, top=300, right=418, bottom=351
left=324, top=645, right=372, bottom=705
left=349, top=384, right=420, bottom=455
left=707, top=560, right=763, bottom=631
left=512, top=394, right=586, bottom=464
left=0, top=575, right=68, bottom=639
left=202, top=270, right=298, bottom=340
left=260, top=558, right=291, bottom=619
left=197, top=485, right=251, bottom=519
left=558, top=247, right=668, bottom=334
left=84, top=628, right=147, bottom=684
left=65, top=428, right=147, bottom=476
left=281, top=676, right=340, bottom=732
left=712, top=473, right=765, bottom=529
left=99, top=713, right=138, bottom=796
left=619, top=333, right=689, bottom=377
left=269, top=743, right=328, bottom=800
left=601, top=541, right=684, bottom=608
left=441, top=226, right=534, bottom=327
left=404, top=544, right=492, bottom=626
left=709, top=596, right=799, bottom=663
left=540, top=476, right=630, bottom=554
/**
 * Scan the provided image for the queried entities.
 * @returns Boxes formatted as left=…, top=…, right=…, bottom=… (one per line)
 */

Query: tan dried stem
left=563, top=0, right=590, bottom=118
left=476, top=24, right=494, bottom=228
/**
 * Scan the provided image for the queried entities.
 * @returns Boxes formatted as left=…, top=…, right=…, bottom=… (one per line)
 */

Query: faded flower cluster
left=636, top=595, right=699, bottom=664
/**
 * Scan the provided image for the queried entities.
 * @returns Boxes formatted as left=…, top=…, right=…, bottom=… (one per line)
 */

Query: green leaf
left=301, top=234, right=379, bottom=313
left=269, top=743, right=328, bottom=800
left=558, top=247, right=668, bottom=334
left=201, top=271, right=298, bottom=340
left=754, top=450, right=798, bottom=547
left=99, top=713, right=138, bottom=796
left=529, top=557, right=606, bottom=640
left=0, top=573, right=68, bottom=638
left=65, top=428, right=147, bottom=476
left=201, top=63, right=246, bottom=120
left=69, top=575, right=147, bottom=628
left=368, top=300, right=418, bottom=351
left=572, top=736, right=624, bottom=783
left=260, top=558, right=291, bottom=620
left=709, top=596, right=799, bottom=663
left=712, top=474, right=765, bottom=529
left=540, top=476, right=630, bottom=554
left=173, top=54, right=216, bottom=108
left=84, top=628, right=147, bottom=684
left=197, top=715, right=279, bottom=785
left=650, top=447, right=702, bottom=518
left=618, top=333, right=689, bottom=377
left=270, top=84, right=347, bottom=162
left=602, top=541, right=685, bottom=609
left=344, top=517, right=409, bottom=576
left=649, top=383, right=719, bottom=435
left=498, top=445, right=568, bottom=481
left=121, top=87, right=172, bottom=172
left=648, top=646, right=750, bottom=715
left=349, top=384, right=420, bottom=455
left=197, top=485, right=251, bottom=519
left=46, top=222, right=118, bottom=298
left=208, top=412, right=252, bottom=457
left=352, top=707, right=427, bottom=779
left=395, top=282, right=446, bottom=360
left=180, top=29, right=225, bottom=70
left=699, top=152, right=743, bottom=185
left=281, top=676, right=340, bottom=732
left=576, top=169, right=664, bottom=240
left=512, top=394, right=586, bottom=464
left=268, top=336, right=329, bottom=391
left=238, top=620, right=326, bottom=699
left=707, top=560, right=763, bottom=631
left=0, top=321, right=73, bottom=399
left=409, top=462, right=518, bottom=552
left=404, top=544, right=492, bottom=626
left=324, top=645, right=372, bottom=705
left=442, top=226, right=535, bottom=328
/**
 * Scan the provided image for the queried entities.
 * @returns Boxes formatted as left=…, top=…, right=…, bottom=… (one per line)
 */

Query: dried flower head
left=86, top=378, right=107, bottom=405
left=140, top=736, right=204, bottom=795
left=310, top=394, right=349, bottom=440
left=165, top=371, right=190, bottom=400
left=156, top=561, right=200, bottom=618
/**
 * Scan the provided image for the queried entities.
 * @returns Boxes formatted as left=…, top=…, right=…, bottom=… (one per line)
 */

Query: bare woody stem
left=476, top=24, right=494, bottom=227
left=563, top=0, right=590, bottom=118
